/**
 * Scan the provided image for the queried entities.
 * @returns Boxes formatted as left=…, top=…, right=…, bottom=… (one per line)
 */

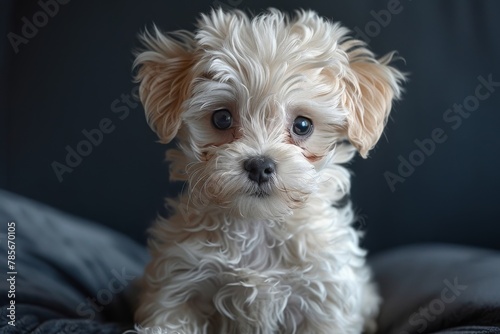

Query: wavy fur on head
left=132, top=8, right=405, bottom=334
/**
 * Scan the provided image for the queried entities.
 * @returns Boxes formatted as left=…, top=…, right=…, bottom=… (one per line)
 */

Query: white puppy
left=133, top=8, right=404, bottom=334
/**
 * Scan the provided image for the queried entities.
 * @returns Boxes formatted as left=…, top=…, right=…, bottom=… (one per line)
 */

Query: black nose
left=243, top=156, right=276, bottom=184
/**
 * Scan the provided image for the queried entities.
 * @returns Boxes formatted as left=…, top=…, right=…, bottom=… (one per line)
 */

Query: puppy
left=133, top=8, right=404, bottom=334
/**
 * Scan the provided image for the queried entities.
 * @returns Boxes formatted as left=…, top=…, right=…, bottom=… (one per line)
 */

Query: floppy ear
left=133, top=27, right=197, bottom=143
left=343, top=46, right=405, bottom=158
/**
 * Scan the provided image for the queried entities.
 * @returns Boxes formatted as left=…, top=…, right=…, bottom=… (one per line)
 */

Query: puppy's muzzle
left=243, top=156, right=276, bottom=185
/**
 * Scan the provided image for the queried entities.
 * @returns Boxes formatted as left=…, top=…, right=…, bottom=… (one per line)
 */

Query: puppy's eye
left=212, top=109, right=232, bottom=130
left=292, top=116, right=313, bottom=137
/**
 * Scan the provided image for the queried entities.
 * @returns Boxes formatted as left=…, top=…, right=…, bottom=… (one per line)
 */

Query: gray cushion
left=371, top=245, right=500, bottom=334
left=0, top=190, right=148, bottom=333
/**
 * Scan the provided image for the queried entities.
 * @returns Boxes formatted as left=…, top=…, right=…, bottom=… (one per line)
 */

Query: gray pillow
left=0, top=190, right=148, bottom=333
left=371, top=244, right=500, bottom=333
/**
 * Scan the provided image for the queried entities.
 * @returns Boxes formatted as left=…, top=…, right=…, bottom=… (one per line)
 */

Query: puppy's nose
left=244, top=156, right=276, bottom=184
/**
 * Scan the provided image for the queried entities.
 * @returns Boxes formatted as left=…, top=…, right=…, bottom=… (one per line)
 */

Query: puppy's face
left=135, top=9, right=404, bottom=219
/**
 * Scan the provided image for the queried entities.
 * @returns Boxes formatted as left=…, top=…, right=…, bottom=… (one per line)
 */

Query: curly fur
left=131, top=8, right=405, bottom=334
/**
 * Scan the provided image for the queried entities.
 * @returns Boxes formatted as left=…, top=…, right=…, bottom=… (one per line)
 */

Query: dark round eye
left=212, top=109, right=232, bottom=130
left=292, top=116, right=313, bottom=136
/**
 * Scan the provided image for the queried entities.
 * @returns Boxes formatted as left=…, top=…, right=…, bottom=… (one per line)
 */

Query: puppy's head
left=134, top=9, right=405, bottom=219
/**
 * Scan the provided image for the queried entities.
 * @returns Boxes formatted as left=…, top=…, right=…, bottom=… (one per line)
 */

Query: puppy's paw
left=361, top=281, right=381, bottom=334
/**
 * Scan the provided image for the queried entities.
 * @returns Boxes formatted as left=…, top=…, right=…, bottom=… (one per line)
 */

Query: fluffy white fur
left=132, top=8, right=405, bottom=334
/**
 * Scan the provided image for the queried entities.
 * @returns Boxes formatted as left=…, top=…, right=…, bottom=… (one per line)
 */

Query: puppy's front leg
left=136, top=257, right=287, bottom=333
left=260, top=265, right=374, bottom=334
left=135, top=247, right=219, bottom=334
left=212, top=271, right=289, bottom=333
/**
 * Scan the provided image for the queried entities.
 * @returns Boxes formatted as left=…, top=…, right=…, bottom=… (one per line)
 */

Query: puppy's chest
left=215, top=219, right=323, bottom=271
left=214, top=220, right=288, bottom=270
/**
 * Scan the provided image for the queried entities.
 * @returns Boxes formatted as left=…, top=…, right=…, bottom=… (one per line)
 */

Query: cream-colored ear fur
left=343, top=46, right=405, bottom=158
left=133, top=27, right=197, bottom=143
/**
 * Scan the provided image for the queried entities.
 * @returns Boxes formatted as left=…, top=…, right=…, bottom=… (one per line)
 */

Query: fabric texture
left=372, top=245, right=500, bottom=334
left=435, top=327, right=500, bottom=334
left=0, top=190, right=149, bottom=333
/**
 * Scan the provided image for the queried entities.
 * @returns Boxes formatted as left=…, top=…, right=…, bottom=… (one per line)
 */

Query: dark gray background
left=2, top=0, right=499, bottom=254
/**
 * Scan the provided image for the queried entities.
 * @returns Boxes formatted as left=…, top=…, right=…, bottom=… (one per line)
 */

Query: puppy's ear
left=342, top=45, right=405, bottom=158
left=134, top=27, right=197, bottom=143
